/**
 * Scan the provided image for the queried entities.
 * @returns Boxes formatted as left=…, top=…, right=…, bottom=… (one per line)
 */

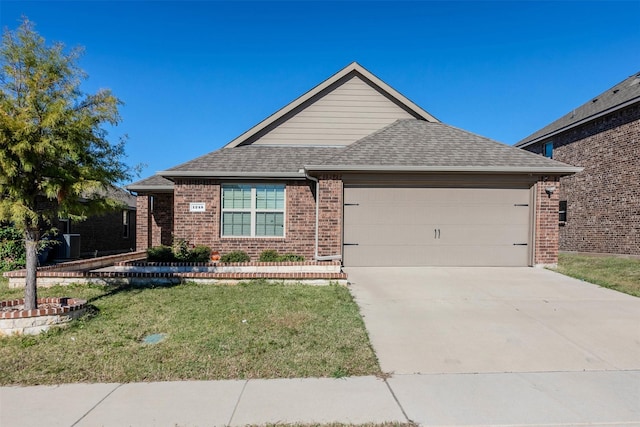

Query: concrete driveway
left=347, top=267, right=640, bottom=375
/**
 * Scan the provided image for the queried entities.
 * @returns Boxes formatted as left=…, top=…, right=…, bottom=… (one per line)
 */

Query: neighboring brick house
left=53, top=187, right=137, bottom=259
left=127, top=63, right=579, bottom=267
left=516, top=72, right=640, bottom=257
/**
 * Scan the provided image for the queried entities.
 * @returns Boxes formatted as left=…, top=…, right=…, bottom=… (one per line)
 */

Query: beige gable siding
left=252, top=76, right=416, bottom=146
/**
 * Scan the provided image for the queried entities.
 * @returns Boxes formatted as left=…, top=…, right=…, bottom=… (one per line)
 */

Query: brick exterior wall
left=523, top=103, right=640, bottom=256
left=317, top=175, right=343, bottom=258
left=67, top=209, right=136, bottom=256
left=136, top=195, right=149, bottom=250
left=534, top=178, right=561, bottom=266
left=134, top=193, right=173, bottom=250
left=171, top=179, right=318, bottom=261
left=151, top=193, right=174, bottom=247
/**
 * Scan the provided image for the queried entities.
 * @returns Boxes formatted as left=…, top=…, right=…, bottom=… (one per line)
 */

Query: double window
left=221, top=184, right=285, bottom=237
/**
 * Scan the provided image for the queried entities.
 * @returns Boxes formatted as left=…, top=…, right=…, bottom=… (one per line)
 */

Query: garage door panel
left=343, top=243, right=529, bottom=267
left=345, top=223, right=437, bottom=245
left=343, top=187, right=531, bottom=267
left=441, top=224, right=529, bottom=245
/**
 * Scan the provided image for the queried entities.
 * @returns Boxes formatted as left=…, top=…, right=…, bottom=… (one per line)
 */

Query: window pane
left=222, top=212, right=251, bottom=236
left=559, top=200, right=567, bottom=222
left=222, top=185, right=251, bottom=209
left=255, top=212, right=284, bottom=236
left=255, top=185, right=284, bottom=210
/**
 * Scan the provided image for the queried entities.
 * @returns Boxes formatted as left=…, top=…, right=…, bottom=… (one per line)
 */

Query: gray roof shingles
left=126, top=174, right=174, bottom=190
left=165, top=146, right=343, bottom=174
left=129, top=119, right=578, bottom=191
left=517, top=71, right=640, bottom=146
left=314, top=119, right=575, bottom=169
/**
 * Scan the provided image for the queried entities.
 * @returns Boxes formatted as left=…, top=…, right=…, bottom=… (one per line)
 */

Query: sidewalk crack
left=227, top=380, right=248, bottom=426
left=384, top=378, right=414, bottom=424
left=70, top=383, right=123, bottom=427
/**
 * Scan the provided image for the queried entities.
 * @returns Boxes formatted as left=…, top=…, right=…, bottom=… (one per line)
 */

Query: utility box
left=57, top=234, right=81, bottom=259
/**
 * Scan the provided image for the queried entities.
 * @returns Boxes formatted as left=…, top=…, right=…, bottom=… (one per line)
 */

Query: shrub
left=190, top=245, right=212, bottom=263
left=259, top=249, right=280, bottom=262
left=0, top=224, right=26, bottom=271
left=278, top=253, right=305, bottom=262
left=220, top=250, right=250, bottom=263
left=146, top=245, right=174, bottom=262
left=172, top=239, right=191, bottom=262
left=258, top=249, right=305, bottom=262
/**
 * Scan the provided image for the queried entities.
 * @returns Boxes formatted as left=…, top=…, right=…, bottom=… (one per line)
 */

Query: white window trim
left=122, top=210, right=130, bottom=239
left=220, top=184, right=286, bottom=238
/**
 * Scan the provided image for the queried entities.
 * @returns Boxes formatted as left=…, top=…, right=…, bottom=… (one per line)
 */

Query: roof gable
left=517, top=71, right=640, bottom=147
left=224, top=62, right=438, bottom=148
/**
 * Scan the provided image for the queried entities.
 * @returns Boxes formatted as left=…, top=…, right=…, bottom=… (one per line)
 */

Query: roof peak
left=222, top=62, right=439, bottom=149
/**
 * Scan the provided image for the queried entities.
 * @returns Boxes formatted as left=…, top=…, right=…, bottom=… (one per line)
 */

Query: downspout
left=304, top=171, right=342, bottom=261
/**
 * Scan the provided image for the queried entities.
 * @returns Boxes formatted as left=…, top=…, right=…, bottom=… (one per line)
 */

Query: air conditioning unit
left=60, top=234, right=81, bottom=259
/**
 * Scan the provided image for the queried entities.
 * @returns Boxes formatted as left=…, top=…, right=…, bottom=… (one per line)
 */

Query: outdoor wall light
left=544, top=186, right=556, bottom=197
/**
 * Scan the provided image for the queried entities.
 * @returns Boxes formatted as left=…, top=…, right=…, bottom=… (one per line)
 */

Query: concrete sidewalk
left=2, top=371, right=639, bottom=426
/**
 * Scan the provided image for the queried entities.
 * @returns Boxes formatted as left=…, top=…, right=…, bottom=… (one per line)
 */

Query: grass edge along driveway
left=0, top=280, right=381, bottom=386
left=553, top=253, right=640, bottom=297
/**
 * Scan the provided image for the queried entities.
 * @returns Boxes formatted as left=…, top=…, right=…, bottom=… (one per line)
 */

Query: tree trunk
left=24, top=227, right=40, bottom=310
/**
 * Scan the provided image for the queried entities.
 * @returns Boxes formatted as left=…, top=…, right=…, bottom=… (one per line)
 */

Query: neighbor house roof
left=516, top=71, right=640, bottom=148
left=305, top=119, right=581, bottom=175
left=223, top=62, right=439, bottom=148
left=105, top=186, right=137, bottom=209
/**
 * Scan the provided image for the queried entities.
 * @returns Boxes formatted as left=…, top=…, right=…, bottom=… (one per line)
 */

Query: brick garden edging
left=0, top=297, right=87, bottom=336
left=3, top=257, right=347, bottom=288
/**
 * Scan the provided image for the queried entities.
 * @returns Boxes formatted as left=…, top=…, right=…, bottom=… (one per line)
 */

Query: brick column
left=135, top=195, right=149, bottom=251
left=317, top=175, right=343, bottom=258
left=151, top=193, right=174, bottom=247
left=534, top=178, right=561, bottom=267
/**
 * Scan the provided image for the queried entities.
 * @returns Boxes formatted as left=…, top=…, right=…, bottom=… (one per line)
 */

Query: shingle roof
left=160, top=145, right=344, bottom=176
left=306, top=119, right=579, bottom=173
left=517, top=71, right=640, bottom=147
left=130, top=119, right=580, bottom=190
left=126, top=175, right=174, bottom=192
left=82, top=186, right=137, bottom=208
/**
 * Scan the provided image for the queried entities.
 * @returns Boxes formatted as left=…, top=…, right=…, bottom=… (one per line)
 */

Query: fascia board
left=158, top=171, right=307, bottom=179
left=223, top=62, right=438, bottom=149
left=125, top=185, right=174, bottom=191
left=304, top=165, right=584, bottom=175
left=516, top=97, right=640, bottom=148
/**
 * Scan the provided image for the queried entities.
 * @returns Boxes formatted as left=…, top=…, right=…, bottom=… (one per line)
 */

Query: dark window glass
left=559, top=200, right=567, bottom=222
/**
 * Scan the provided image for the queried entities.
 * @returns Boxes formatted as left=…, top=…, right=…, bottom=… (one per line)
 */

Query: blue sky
left=1, top=1, right=638, bottom=184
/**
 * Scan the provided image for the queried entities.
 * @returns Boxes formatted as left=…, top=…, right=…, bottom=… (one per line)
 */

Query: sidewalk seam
left=70, top=383, right=123, bottom=427
left=227, top=379, right=248, bottom=426
left=384, top=378, right=412, bottom=423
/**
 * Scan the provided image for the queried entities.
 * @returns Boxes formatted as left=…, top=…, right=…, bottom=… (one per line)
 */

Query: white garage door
left=343, top=187, right=532, bottom=266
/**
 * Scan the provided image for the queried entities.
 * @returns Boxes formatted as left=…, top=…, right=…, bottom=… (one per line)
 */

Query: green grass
left=554, top=253, right=640, bottom=297
left=0, top=280, right=380, bottom=385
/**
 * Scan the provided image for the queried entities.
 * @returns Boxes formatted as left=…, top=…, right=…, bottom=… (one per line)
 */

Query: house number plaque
left=189, top=203, right=206, bottom=212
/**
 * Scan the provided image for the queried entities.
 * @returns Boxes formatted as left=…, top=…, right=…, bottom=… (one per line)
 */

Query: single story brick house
left=516, top=72, right=639, bottom=257
left=52, top=186, right=137, bottom=259
left=127, top=63, right=580, bottom=267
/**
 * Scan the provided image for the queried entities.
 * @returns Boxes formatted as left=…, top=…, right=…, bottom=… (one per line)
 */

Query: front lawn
left=0, top=280, right=380, bottom=385
left=554, top=253, right=640, bottom=297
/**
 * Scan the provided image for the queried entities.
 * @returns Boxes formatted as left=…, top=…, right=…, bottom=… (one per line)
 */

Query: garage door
left=343, top=187, right=531, bottom=266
